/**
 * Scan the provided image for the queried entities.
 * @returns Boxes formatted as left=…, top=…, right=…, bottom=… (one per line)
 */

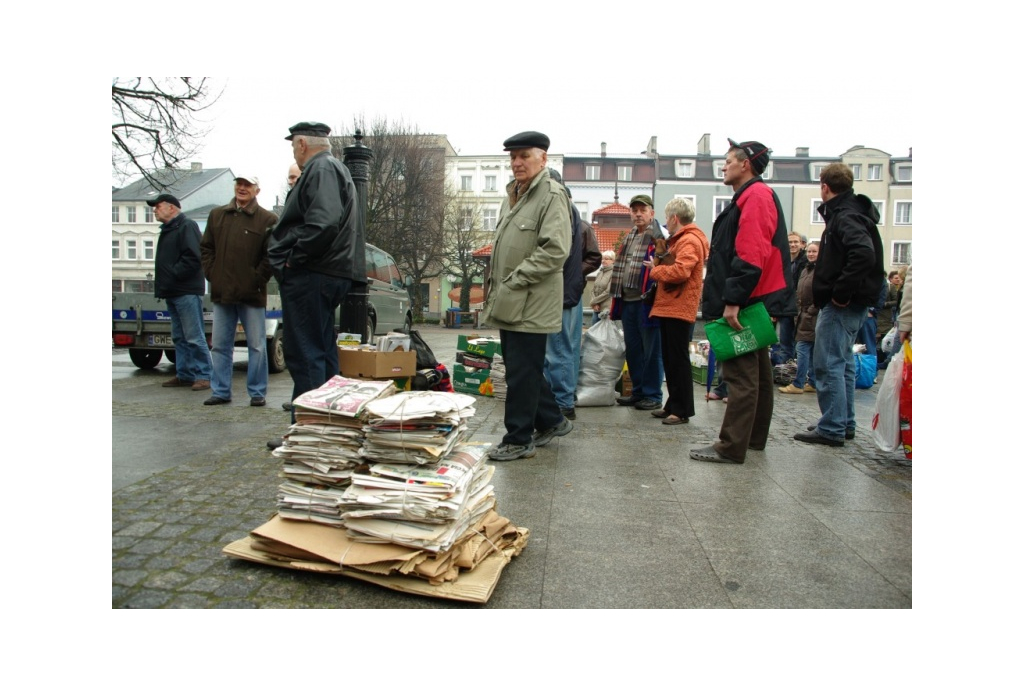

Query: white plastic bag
left=881, top=326, right=897, bottom=354
left=575, top=315, right=625, bottom=406
left=870, top=350, right=904, bottom=451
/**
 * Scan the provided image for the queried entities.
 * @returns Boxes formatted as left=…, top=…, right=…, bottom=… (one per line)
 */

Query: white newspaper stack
left=489, top=355, right=507, bottom=400
left=359, top=391, right=476, bottom=464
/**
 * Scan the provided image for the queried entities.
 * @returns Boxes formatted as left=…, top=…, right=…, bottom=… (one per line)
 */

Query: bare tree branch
left=111, top=77, right=222, bottom=189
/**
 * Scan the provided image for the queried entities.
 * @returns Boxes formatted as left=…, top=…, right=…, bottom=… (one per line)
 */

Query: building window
left=894, top=201, right=912, bottom=224
left=145, top=206, right=155, bottom=222
left=574, top=202, right=589, bottom=222
left=713, top=197, right=731, bottom=221
left=891, top=241, right=912, bottom=265
left=483, top=208, right=497, bottom=231
left=112, top=239, right=120, bottom=260
left=459, top=207, right=473, bottom=230
left=617, top=166, right=632, bottom=182
left=868, top=164, right=882, bottom=180
left=896, top=165, right=912, bottom=182
left=812, top=200, right=825, bottom=223
left=873, top=201, right=885, bottom=224
left=675, top=160, right=694, bottom=178
left=761, top=162, right=773, bottom=180
left=112, top=279, right=123, bottom=293
left=461, top=175, right=472, bottom=191
left=811, top=164, right=826, bottom=180
left=485, top=175, right=497, bottom=192
left=849, top=164, right=861, bottom=181
left=126, top=239, right=137, bottom=260
left=673, top=195, right=697, bottom=216
left=713, top=161, right=725, bottom=179
left=127, top=206, right=136, bottom=223
left=585, top=165, right=600, bottom=181
left=143, top=239, right=155, bottom=261
left=112, top=206, right=120, bottom=222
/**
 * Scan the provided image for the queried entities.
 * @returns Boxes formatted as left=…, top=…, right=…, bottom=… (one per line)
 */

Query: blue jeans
left=279, top=269, right=352, bottom=407
left=813, top=303, right=867, bottom=440
left=857, top=313, right=878, bottom=356
left=620, top=299, right=663, bottom=403
left=778, top=316, right=796, bottom=361
left=211, top=303, right=267, bottom=400
left=166, top=294, right=212, bottom=382
left=794, top=340, right=816, bottom=389
left=544, top=303, right=583, bottom=410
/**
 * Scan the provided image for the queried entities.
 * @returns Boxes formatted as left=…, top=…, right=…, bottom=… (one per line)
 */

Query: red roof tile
left=593, top=202, right=631, bottom=216
left=594, top=227, right=626, bottom=253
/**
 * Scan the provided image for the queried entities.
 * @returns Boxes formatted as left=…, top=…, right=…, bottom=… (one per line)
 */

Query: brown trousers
left=715, top=348, right=774, bottom=461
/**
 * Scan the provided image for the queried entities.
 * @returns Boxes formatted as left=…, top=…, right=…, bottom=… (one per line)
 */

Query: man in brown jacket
left=200, top=175, right=278, bottom=406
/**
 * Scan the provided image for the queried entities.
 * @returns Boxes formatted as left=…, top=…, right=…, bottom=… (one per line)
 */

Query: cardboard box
left=453, top=364, right=494, bottom=396
left=338, top=348, right=416, bottom=379
left=456, top=335, right=502, bottom=359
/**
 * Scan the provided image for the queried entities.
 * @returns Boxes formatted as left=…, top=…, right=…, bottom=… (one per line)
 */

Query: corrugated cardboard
left=338, top=348, right=416, bottom=379
left=456, top=335, right=502, bottom=359
left=453, top=364, right=493, bottom=396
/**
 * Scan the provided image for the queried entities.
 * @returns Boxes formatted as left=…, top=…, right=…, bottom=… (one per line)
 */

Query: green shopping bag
left=704, top=301, right=779, bottom=361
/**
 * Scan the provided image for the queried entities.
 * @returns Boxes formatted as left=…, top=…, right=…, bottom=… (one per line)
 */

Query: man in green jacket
left=483, top=131, right=573, bottom=461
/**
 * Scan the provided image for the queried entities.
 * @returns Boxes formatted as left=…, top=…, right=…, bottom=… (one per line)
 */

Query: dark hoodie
left=812, top=190, right=885, bottom=309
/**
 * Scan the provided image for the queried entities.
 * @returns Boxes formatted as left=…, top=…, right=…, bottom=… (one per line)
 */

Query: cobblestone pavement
left=113, top=324, right=911, bottom=609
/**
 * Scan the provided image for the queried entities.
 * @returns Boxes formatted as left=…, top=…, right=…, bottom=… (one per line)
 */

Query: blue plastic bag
left=855, top=353, right=877, bottom=389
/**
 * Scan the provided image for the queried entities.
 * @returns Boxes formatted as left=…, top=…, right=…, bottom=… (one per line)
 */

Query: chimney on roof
left=697, top=133, right=710, bottom=156
left=191, top=162, right=202, bottom=172
left=646, top=136, right=657, bottom=156
left=601, top=142, right=607, bottom=158
left=908, top=147, right=912, bottom=159
left=796, top=147, right=809, bottom=157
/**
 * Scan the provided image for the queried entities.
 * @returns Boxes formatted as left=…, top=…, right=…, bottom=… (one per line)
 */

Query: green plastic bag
left=704, top=302, right=779, bottom=361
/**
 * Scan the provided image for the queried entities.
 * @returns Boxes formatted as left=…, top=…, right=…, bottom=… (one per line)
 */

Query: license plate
left=148, top=334, right=174, bottom=346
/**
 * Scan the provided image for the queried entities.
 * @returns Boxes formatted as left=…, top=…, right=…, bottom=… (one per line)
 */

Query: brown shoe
left=191, top=380, right=211, bottom=391
left=778, top=384, right=804, bottom=394
left=162, top=377, right=190, bottom=388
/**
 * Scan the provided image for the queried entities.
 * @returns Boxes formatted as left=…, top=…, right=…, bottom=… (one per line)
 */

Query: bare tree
left=441, top=197, right=488, bottom=312
left=331, top=117, right=450, bottom=314
left=111, top=77, right=221, bottom=189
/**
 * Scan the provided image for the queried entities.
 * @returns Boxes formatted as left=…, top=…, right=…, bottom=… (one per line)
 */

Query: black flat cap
left=145, top=193, right=180, bottom=208
left=503, top=131, right=550, bottom=151
left=285, top=121, right=331, bottom=140
left=727, top=137, right=771, bottom=175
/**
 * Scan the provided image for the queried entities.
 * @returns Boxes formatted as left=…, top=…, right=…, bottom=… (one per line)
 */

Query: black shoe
left=282, top=401, right=293, bottom=411
left=203, top=396, right=231, bottom=406
left=250, top=397, right=266, bottom=407
left=616, top=395, right=639, bottom=406
left=634, top=398, right=660, bottom=411
left=560, top=406, right=576, bottom=420
left=806, top=424, right=855, bottom=440
left=794, top=430, right=844, bottom=447
left=267, top=437, right=284, bottom=450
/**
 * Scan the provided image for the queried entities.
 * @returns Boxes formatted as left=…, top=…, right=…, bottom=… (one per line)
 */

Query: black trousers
left=499, top=329, right=563, bottom=446
left=659, top=318, right=695, bottom=419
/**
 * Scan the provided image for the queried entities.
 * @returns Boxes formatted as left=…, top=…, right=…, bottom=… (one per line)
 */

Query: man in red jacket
left=690, top=139, right=794, bottom=464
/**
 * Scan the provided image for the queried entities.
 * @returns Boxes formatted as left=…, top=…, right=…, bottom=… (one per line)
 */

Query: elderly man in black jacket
left=268, top=122, right=367, bottom=426
left=794, top=163, right=884, bottom=447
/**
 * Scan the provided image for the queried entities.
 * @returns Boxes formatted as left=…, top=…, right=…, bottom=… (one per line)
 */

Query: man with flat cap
left=482, top=131, right=573, bottom=461
left=200, top=174, right=278, bottom=407
left=609, top=193, right=666, bottom=412
left=690, top=139, right=795, bottom=464
left=267, top=122, right=366, bottom=443
left=149, top=193, right=213, bottom=391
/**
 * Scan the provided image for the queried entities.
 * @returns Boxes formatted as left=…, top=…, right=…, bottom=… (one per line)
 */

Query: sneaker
left=794, top=430, right=844, bottom=447
left=250, top=397, right=266, bottom=407
left=203, top=396, right=231, bottom=406
left=804, top=385, right=816, bottom=393
left=533, top=418, right=573, bottom=447
left=560, top=406, right=577, bottom=420
left=267, top=437, right=284, bottom=450
left=162, top=377, right=191, bottom=388
left=536, top=417, right=577, bottom=448
left=616, top=395, right=639, bottom=406
left=690, top=445, right=743, bottom=464
left=487, top=441, right=536, bottom=461
left=779, top=384, right=804, bottom=394
left=634, top=398, right=660, bottom=411
left=282, top=401, right=293, bottom=412
left=191, top=380, right=211, bottom=391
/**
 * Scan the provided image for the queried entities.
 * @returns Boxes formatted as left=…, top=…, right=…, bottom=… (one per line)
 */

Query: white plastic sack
left=870, top=350, right=904, bottom=452
left=881, top=326, right=897, bottom=354
left=575, top=315, right=625, bottom=406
